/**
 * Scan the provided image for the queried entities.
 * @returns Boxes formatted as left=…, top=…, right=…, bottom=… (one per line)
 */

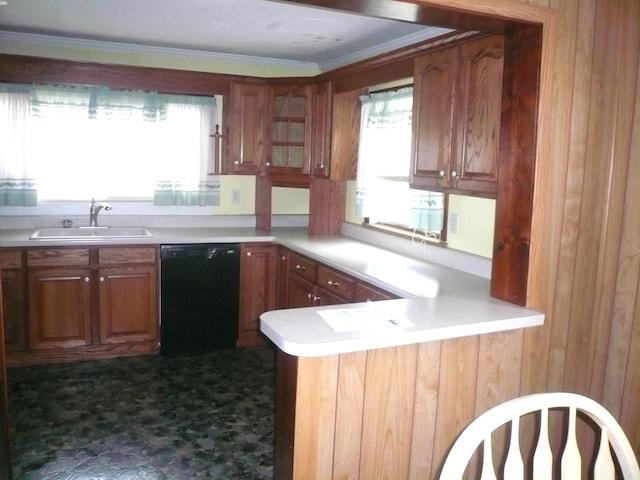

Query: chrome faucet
left=89, top=198, right=112, bottom=227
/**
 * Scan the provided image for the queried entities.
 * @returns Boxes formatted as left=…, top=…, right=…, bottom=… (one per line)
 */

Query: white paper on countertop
left=318, top=307, right=415, bottom=333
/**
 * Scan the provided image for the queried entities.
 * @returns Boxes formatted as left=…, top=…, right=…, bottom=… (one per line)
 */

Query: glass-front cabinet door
left=267, top=85, right=313, bottom=181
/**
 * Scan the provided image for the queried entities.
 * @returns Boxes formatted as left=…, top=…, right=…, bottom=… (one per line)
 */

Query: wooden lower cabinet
left=1, top=269, right=26, bottom=352
left=28, top=267, right=92, bottom=350
left=238, top=243, right=278, bottom=347
left=5, top=246, right=159, bottom=366
left=0, top=249, right=26, bottom=353
left=354, top=282, right=396, bottom=302
left=280, top=247, right=397, bottom=309
left=98, top=265, right=157, bottom=344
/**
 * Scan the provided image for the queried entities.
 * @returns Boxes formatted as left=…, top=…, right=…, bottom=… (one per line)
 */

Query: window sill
left=362, top=222, right=445, bottom=247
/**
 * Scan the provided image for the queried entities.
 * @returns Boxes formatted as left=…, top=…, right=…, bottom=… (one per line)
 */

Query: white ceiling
left=0, top=0, right=452, bottom=72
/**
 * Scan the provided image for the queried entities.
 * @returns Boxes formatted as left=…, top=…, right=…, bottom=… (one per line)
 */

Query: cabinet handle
left=83, top=276, right=90, bottom=283
left=295, top=264, right=306, bottom=271
left=281, top=255, right=287, bottom=261
left=451, top=170, right=459, bottom=178
left=327, top=280, right=340, bottom=287
left=265, top=161, right=271, bottom=167
left=99, top=276, right=105, bottom=282
left=234, top=160, right=240, bottom=165
left=246, top=251, right=252, bottom=256
left=439, top=170, right=447, bottom=177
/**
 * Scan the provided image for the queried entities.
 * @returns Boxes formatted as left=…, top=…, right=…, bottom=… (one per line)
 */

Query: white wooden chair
left=439, top=392, right=640, bottom=479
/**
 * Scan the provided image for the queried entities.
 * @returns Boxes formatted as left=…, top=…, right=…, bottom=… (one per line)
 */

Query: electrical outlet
left=449, top=213, right=458, bottom=235
left=231, top=189, right=241, bottom=205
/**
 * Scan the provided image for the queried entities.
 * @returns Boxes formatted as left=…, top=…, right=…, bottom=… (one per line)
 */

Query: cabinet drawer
left=288, top=252, right=317, bottom=282
left=99, top=247, right=156, bottom=265
left=355, top=283, right=396, bottom=302
left=28, top=248, right=90, bottom=267
left=317, top=265, right=355, bottom=301
left=0, top=249, right=22, bottom=269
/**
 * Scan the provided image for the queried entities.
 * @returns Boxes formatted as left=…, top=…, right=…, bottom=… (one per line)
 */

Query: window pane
left=273, top=121, right=288, bottom=142
left=289, top=121, right=305, bottom=143
left=289, top=146, right=304, bottom=168
left=271, top=146, right=287, bottom=167
left=15, top=91, right=216, bottom=201
left=289, top=96, right=306, bottom=117
left=273, top=95, right=288, bottom=117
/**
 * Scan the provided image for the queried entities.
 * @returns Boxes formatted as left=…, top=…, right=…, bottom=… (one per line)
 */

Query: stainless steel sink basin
left=29, top=226, right=153, bottom=240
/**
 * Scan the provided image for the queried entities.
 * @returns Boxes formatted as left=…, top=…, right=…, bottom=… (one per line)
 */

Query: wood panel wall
left=518, top=0, right=640, bottom=452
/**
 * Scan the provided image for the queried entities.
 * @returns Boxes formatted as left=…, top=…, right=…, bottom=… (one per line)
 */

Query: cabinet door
left=1, top=270, right=26, bottom=352
left=238, top=244, right=278, bottom=347
left=226, top=82, right=266, bottom=174
left=315, top=286, right=349, bottom=306
left=0, top=276, right=11, bottom=480
left=277, top=247, right=290, bottom=310
left=311, top=80, right=333, bottom=178
left=288, top=274, right=316, bottom=308
left=453, top=35, right=504, bottom=196
left=267, top=85, right=312, bottom=177
left=98, top=265, right=158, bottom=344
left=28, top=268, right=92, bottom=350
left=411, top=46, right=458, bottom=191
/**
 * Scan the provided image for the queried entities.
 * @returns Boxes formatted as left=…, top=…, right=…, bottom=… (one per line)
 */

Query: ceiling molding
left=317, top=26, right=451, bottom=72
left=0, top=25, right=451, bottom=75
left=0, top=30, right=321, bottom=74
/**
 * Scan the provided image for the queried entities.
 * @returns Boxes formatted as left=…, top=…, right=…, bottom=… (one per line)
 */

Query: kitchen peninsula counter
left=1, top=225, right=545, bottom=479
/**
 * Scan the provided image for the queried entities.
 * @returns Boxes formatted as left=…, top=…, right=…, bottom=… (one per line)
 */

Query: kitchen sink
left=29, top=226, right=153, bottom=240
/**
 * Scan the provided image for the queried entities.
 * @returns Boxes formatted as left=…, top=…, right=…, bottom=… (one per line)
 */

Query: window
left=356, top=86, right=444, bottom=240
left=0, top=83, right=219, bottom=206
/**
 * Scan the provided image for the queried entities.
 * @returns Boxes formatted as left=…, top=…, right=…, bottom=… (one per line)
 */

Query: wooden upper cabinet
left=266, top=84, right=313, bottom=180
left=411, top=45, right=458, bottom=191
left=226, top=81, right=267, bottom=174
left=311, top=80, right=333, bottom=178
left=454, top=35, right=504, bottom=195
left=411, top=35, right=504, bottom=197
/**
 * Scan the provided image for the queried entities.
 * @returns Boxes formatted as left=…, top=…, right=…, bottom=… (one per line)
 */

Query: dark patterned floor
left=7, top=347, right=276, bottom=479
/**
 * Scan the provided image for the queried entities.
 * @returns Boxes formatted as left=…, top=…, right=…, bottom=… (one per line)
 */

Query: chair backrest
left=439, top=392, right=640, bottom=480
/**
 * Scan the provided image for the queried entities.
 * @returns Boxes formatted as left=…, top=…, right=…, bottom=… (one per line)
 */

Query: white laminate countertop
left=0, top=225, right=545, bottom=356
left=0, top=227, right=276, bottom=247
left=260, top=297, right=544, bottom=357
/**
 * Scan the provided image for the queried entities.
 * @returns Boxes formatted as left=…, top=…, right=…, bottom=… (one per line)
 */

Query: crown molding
left=0, top=27, right=451, bottom=75
left=0, top=31, right=321, bottom=75
left=317, top=26, right=452, bottom=72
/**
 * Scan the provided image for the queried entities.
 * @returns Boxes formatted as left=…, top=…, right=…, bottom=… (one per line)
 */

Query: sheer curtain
left=356, top=87, right=413, bottom=219
left=0, top=85, right=37, bottom=205
left=152, top=97, right=219, bottom=206
left=0, top=84, right=219, bottom=206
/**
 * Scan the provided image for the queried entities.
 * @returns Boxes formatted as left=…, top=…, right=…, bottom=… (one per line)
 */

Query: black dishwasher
left=160, top=244, right=240, bottom=355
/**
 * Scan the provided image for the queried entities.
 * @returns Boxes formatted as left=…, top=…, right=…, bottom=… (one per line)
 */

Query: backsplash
left=0, top=214, right=308, bottom=230
left=341, top=222, right=492, bottom=279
